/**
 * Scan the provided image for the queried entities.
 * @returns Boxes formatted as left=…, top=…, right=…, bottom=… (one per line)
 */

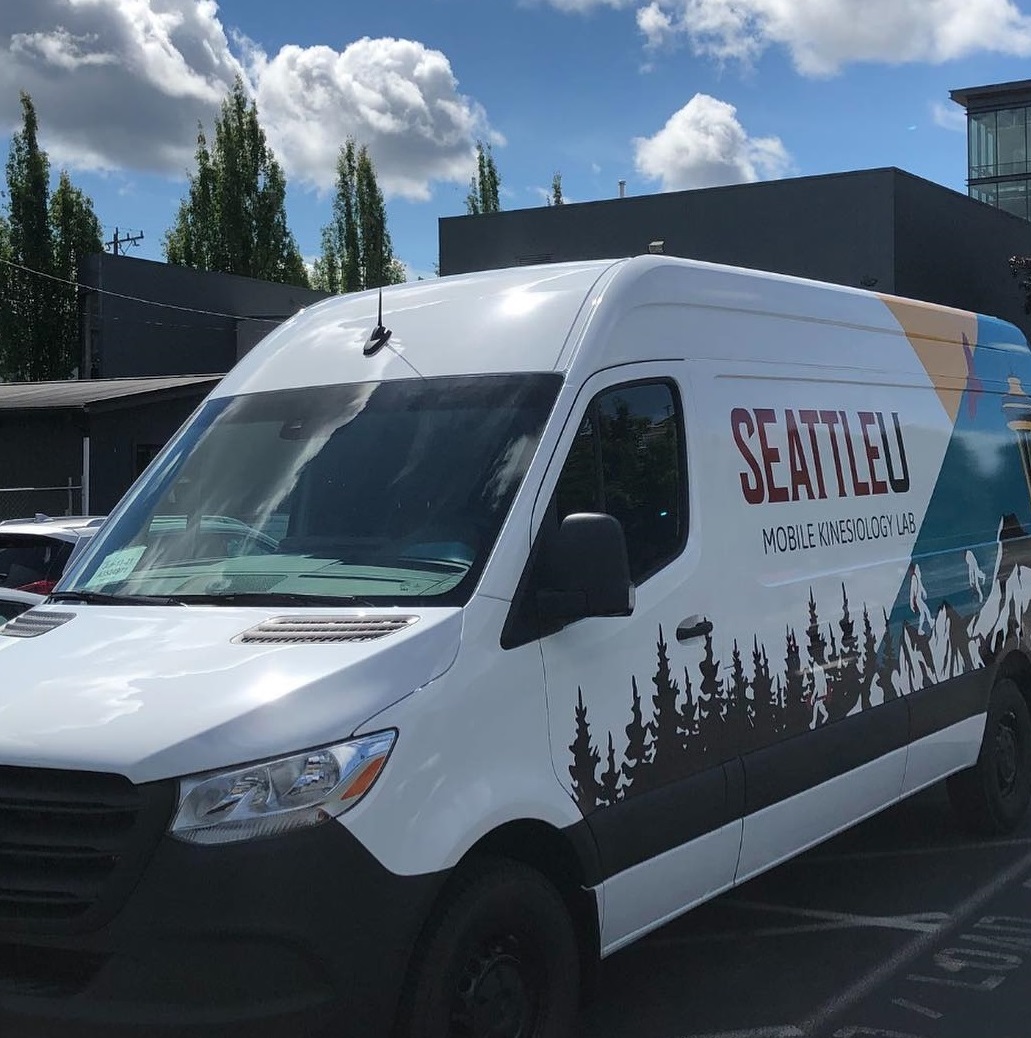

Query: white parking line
left=797, top=847, right=1031, bottom=1035
left=672, top=1028, right=805, bottom=1038
left=891, top=997, right=943, bottom=1019
left=720, top=901, right=949, bottom=934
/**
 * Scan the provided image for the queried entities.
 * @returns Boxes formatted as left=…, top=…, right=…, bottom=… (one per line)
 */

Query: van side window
left=555, top=380, right=686, bottom=582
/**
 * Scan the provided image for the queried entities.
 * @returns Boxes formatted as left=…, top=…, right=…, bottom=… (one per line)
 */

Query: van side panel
left=547, top=290, right=1031, bottom=938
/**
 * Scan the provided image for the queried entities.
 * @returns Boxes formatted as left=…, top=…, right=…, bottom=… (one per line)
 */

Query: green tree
left=549, top=172, right=564, bottom=206
left=465, top=141, right=501, bottom=215
left=312, top=139, right=405, bottom=293
left=0, top=93, right=102, bottom=381
left=164, top=77, right=308, bottom=287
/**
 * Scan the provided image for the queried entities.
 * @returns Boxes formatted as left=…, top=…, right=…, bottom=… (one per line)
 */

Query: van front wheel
left=395, top=859, right=580, bottom=1038
left=947, top=678, right=1031, bottom=835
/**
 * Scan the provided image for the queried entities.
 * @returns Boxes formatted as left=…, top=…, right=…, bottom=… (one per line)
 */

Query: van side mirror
left=536, top=513, right=635, bottom=630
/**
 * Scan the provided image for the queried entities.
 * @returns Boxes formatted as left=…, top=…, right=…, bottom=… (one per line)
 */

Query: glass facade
left=959, top=87, right=1031, bottom=222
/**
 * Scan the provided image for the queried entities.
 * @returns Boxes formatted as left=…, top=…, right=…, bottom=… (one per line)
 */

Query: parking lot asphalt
left=578, top=783, right=1031, bottom=1038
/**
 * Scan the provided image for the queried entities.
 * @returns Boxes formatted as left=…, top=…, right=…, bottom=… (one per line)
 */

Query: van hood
left=0, top=605, right=462, bottom=783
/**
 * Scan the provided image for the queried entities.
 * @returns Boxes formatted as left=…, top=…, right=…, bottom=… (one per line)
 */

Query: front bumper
left=0, top=819, right=445, bottom=1038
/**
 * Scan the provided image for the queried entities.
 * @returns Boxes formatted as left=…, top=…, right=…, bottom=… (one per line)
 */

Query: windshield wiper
left=166, top=592, right=377, bottom=607
left=47, top=590, right=179, bottom=606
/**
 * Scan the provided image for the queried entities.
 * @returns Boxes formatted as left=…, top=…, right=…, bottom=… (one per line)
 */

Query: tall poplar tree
left=0, top=93, right=102, bottom=381
left=465, top=141, right=501, bottom=215
left=164, top=77, right=308, bottom=287
left=312, top=138, right=405, bottom=293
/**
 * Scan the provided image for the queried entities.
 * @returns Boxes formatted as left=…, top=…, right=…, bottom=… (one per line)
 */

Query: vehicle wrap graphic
left=566, top=302, right=1031, bottom=817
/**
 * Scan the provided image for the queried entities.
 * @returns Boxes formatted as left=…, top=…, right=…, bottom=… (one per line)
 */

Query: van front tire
left=947, top=678, right=1031, bottom=835
left=395, top=859, right=580, bottom=1038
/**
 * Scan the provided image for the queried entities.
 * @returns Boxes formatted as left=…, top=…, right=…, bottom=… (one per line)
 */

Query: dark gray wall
left=440, top=166, right=1031, bottom=340
left=80, top=254, right=329, bottom=379
left=0, top=413, right=84, bottom=518
left=893, top=172, right=1031, bottom=335
left=440, top=169, right=898, bottom=292
left=88, top=392, right=212, bottom=513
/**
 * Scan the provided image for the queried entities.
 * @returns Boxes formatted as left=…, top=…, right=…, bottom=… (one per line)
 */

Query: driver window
left=555, top=380, right=686, bottom=583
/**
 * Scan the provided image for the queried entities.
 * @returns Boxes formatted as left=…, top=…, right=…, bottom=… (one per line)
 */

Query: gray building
left=79, top=253, right=328, bottom=379
left=950, top=79, right=1031, bottom=220
left=0, top=376, right=220, bottom=519
left=439, top=166, right=1031, bottom=339
left=0, top=254, right=329, bottom=519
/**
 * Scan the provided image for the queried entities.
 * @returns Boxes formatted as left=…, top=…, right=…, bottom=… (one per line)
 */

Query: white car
left=0, top=514, right=106, bottom=596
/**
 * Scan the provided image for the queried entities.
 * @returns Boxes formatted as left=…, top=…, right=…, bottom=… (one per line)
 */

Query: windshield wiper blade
left=167, top=592, right=377, bottom=607
left=47, top=591, right=178, bottom=606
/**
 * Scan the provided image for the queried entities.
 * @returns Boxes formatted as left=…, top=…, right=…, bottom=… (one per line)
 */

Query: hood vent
left=1, top=610, right=75, bottom=639
left=234, top=615, right=419, bottom=645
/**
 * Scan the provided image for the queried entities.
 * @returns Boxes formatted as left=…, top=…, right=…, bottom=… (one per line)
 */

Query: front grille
left=0, top=766, right=175, bottom=935
left=235, top=615, right=419, bottom=645
left=1, top=610, right=75, bottom=638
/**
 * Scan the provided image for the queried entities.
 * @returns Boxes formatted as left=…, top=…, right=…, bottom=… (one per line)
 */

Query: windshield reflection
left=66, top=375, right=561, bottom=607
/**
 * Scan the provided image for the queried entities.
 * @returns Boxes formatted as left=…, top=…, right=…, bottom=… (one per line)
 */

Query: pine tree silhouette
left=569, top=687, right=601, bottom=814
left=860, top=605, right=877, bottom=710
left=697, top=627, right=724, bottom=761
left=805, top=588, right=828, bottom=718
left=820, top=625, right=838, bottom=726
left=649, top=627, right=682, bottom=786
left=751, top=636, right=775, bottom=747
left=773, top=674, right=785, bottom=734
left=599, top=733, right=621, bottom=807
left=678, top=665, right=698, bottom=757
left=622, top=676, right=650, bottom=793
left=783, top=627, right=810, bottom=735
left=827, top=584, right=861, bottom=721
left=878, top=608, right=899, bottom=701
left=727, top=640, right=750, bottom=750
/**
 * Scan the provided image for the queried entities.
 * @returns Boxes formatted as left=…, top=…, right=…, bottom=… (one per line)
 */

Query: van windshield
left=64, top=374, right=561, bottom=607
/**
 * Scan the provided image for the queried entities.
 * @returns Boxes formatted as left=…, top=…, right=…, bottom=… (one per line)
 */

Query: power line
left=0, top=257, right=294, bottom=324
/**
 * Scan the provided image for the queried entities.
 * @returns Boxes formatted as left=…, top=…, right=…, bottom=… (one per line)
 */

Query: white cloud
left=0, top=1, right=496, bottom=199
left=633, top=93, right=793, bottom=190
left=252, top=37, right=492, bottom=200
left=1, top=0, right=242, bottom=174
left=932, top=100, right=967, bottom=132
left=540, top=0, right=1031, bottom=74
left=637, top=3, right=675, bottom=47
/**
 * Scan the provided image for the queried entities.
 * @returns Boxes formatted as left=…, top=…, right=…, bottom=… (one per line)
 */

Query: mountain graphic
left=929, top=600, right=975, bottom=680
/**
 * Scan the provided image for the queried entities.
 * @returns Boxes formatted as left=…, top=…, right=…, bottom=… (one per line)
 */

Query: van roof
left=212, top=256, right=1027, bottom=397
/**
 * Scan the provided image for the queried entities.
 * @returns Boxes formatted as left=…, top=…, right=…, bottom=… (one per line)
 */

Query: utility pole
left=105, top=227, right=144, bottom=256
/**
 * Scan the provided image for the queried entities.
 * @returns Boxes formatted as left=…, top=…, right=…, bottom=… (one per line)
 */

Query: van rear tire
left=947, top=678, right=1031, bottom=836
left=394, top=858, right=580, bottom=1038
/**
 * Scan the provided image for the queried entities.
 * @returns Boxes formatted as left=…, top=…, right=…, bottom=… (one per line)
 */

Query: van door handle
left=676, top=617, right=713, bottom=642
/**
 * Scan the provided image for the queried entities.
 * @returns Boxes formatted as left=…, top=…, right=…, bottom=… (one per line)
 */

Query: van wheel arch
left=948, top=670, right=1031, bottom=835
left=994, top=648, right=1031, bottom=712
left=394, top=818, right=601, bottom=1038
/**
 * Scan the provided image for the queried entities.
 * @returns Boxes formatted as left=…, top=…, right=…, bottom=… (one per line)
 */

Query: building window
left=971, top=183, right=999, bottom=206
left=135, top=444, right=163, bottom=478
left=555, top=380, right=686, bottom=583
left=997, top=108, right=1029, bottom=177
left=970, top=111, right=997, bottom=179
left=999, top=180, right=1029, bottom=221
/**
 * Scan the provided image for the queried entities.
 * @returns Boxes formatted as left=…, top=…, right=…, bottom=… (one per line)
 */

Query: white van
left=0, top=255, right=1029, bottom=1037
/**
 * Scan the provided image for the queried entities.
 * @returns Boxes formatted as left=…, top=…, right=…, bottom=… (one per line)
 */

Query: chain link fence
left=0, top=482, right=83, bottom=522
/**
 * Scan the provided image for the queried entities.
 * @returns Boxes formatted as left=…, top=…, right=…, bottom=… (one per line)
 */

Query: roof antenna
left=364, top=288, right=392, bottom=357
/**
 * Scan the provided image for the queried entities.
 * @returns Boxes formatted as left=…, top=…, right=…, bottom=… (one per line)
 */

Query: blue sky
left=2, top=0, right=1031, bottom=282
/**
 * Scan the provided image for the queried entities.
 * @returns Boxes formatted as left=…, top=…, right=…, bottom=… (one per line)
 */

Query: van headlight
left=169, top=730, right=396, bottom=845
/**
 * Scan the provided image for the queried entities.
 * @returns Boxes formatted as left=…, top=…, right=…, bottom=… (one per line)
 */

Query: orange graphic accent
left=881, top=297, right=978, bottom=424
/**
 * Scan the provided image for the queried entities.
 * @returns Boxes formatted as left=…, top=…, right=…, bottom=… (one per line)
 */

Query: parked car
left=0, top=587, right=44, bottom=623
left=0, top=515, right=106, bottom=596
